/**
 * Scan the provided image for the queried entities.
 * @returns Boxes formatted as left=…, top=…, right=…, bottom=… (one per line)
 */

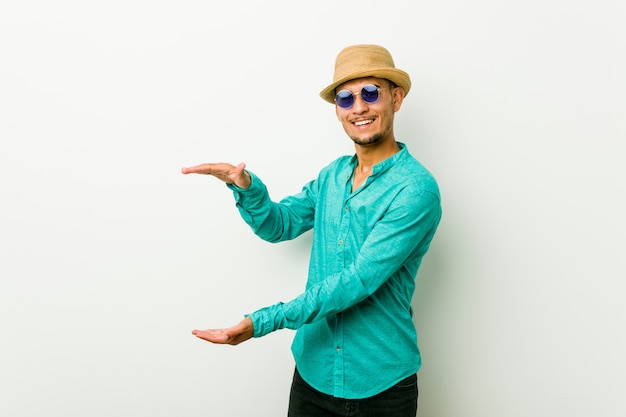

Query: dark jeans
left=288, top=368, right=418, bottom=417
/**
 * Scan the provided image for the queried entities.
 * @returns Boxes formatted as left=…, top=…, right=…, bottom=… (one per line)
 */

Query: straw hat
left=319, top=44, right=411, bottom=104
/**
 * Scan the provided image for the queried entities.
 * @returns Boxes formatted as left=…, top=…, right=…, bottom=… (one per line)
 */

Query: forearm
left=247, top=266, right=379, bottom=338
left=228, top=171, right=315, bottom=242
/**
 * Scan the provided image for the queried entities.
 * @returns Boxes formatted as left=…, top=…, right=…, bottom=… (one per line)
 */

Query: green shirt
left=228, top=142, right=441, bottom=399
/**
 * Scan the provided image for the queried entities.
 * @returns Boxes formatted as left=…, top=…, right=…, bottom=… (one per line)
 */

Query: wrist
left=239, top=171, right=252, bottom=189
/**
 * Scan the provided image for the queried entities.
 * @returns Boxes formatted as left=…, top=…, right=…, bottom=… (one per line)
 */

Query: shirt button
left=338, top=240, right=344, bottom=245
left=336, top=346, right=341, bottom=351
left=345, top=206, right=349, bottom=211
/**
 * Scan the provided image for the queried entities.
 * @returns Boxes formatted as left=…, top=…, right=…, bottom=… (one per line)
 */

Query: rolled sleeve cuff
left=226, top=171, right=266, bottom=201
left=246, top=302, right=286, bottom=338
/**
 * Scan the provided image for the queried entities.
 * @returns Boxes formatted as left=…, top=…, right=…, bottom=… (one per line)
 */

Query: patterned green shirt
left=228, top=142, right=441, bottom=399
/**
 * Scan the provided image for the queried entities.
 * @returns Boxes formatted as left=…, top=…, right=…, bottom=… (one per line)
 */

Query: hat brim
left=319, top=68, right=411, bottom=104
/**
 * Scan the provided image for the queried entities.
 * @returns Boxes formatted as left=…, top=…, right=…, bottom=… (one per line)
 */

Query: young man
left=182, top=44, right=442, bottom=416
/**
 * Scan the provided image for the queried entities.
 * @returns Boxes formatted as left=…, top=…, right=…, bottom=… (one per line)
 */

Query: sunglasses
left=334, top=84, right=393, bottom=109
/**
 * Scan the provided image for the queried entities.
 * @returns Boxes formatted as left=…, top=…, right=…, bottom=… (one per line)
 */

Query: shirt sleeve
left=227, top=171, right=316, bottom=242
left=248, top=185, right=442, bottom=338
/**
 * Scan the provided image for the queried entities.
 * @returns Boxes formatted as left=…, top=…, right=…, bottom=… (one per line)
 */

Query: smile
left=353, top=119, right=374, bottom=126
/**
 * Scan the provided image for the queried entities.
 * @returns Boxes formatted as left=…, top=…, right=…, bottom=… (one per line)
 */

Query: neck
left=354, top=138, right=400, bottom=173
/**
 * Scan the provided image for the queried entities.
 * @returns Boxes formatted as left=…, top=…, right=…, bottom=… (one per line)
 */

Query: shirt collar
left=348, top=142, right=408, bottom=178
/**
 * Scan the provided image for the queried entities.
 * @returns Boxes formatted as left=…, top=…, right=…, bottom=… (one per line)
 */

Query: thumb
left=234, top=162, right=247, bottom=174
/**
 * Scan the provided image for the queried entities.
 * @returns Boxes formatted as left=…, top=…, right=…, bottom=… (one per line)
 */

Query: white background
left=1, top=1, right=624, bottom=416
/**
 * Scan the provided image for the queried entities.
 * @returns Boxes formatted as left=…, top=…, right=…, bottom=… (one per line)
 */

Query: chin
left=351, top=133, right=384, bottom=146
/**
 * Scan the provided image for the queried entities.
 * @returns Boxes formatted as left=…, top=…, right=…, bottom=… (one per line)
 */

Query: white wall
left=1, top=1, right=624, bottom=416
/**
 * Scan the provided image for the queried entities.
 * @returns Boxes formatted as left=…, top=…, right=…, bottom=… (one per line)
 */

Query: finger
left=191, top=329, right=230, bottom=344
left=181, top=163, right=241, bottom=178
left=233, top=162, right=246, bottom=175
left=181, top=164, right=216, bottom=175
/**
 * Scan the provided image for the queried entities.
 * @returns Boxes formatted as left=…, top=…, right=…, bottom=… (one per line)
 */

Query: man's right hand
left=191, top=317, right=255, bottom=346
left=181, top=162, right=251, bottom=189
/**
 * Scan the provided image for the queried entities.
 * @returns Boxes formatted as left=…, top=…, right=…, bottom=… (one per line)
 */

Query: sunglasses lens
left=335, top=84, right=383, bottom=108
left=361, top=84, right=380, bottom=103
left=335, top=90, right=354, bottom=109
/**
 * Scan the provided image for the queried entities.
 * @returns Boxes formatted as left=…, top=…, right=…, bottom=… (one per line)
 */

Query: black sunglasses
left=334, top=84, right=393, bottom=109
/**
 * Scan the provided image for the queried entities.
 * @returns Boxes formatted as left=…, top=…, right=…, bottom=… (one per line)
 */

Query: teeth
left=354, top=120, right=372, bottom=126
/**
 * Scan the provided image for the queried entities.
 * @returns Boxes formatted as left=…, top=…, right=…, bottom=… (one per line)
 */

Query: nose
left=351, top=93, right=369, bottom=112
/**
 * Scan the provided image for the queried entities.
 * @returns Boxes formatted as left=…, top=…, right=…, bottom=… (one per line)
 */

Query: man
left=182, top=44, right=442, bottom=416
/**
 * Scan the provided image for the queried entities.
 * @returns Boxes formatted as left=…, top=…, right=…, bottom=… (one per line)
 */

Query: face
left=334, top=77, right=404, bottom=147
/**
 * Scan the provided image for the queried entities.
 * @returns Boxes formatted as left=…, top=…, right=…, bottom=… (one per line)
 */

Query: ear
left=392, top=87, right=405, bottom=112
